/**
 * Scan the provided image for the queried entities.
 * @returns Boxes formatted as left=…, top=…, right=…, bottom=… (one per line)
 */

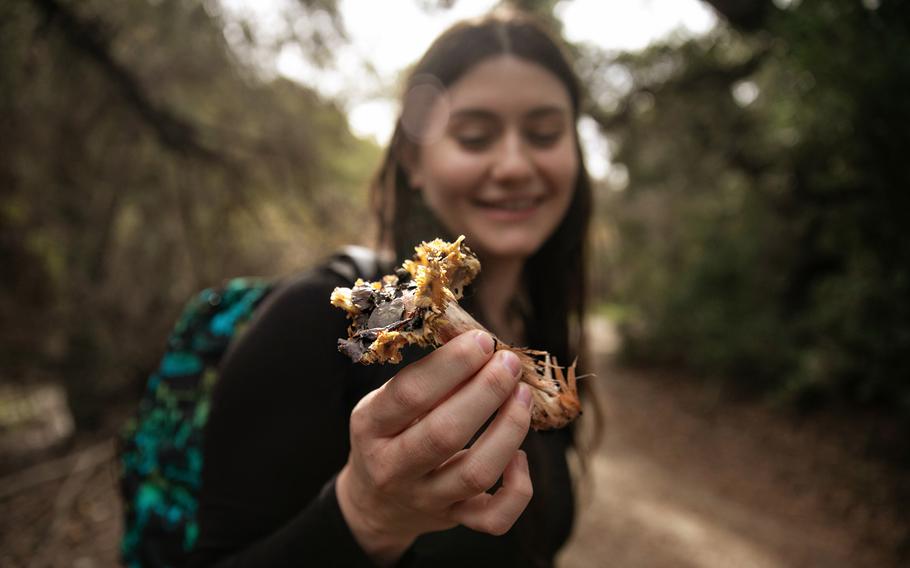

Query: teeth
left=488, top=199, right=536, bottom=210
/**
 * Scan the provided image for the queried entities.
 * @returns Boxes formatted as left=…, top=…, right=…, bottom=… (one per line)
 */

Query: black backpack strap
left=328, top=245, right=383, bottom=282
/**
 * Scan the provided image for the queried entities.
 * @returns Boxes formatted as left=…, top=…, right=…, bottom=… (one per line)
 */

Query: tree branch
left=587, top=46, right=770, bottom=134
left=700, top=0, right=776, bottom=33
left=31, top=0, right=224, bottom=163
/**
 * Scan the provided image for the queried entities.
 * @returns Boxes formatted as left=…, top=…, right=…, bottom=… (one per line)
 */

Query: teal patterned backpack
left=118, top=249, right=377, bottom=568
left=118, top=277, right=274, bottom=567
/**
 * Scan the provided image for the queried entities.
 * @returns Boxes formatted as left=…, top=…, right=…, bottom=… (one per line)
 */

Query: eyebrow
left=449, top=105, right=569, bottom=122
left=525, top=106, right=569, bottom=121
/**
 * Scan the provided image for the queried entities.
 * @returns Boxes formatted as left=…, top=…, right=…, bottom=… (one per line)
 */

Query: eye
left=525, top=129, right=563, bottom=148
left=448, top=114, right=500, bottom=151
left=455, top=132, right=494, bottom=151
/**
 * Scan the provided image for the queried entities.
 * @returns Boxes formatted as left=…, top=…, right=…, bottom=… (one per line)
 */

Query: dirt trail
left=557, top=320, right=906, bottom=568
left=1, top=320, right=906, bottom=567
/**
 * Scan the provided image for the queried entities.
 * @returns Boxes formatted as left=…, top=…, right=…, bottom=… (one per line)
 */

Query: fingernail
left=515, top=383, right=532, bottom=409
left=501, top=351, right=522, bottom=377
left=475, top=331, right=494, bottom=355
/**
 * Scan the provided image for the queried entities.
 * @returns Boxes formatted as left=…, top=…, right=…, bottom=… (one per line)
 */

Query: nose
left=490, top=131, right=533, bottom=185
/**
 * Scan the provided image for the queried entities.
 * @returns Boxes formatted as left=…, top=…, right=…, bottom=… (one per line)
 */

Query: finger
left=389, top=349, right=523, bottom=476
left=424, top=383, right=532, bottom=502
left=365, top=330, right=495, bottom=436
left=449, top=450, right=533, bottom=536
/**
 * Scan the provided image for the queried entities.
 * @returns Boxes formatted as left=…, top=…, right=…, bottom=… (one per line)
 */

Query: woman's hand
left=335, top=330, right=534, bottom=566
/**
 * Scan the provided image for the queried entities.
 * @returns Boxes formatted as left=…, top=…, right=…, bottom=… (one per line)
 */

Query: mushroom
left=331, top=236, right=582, bottom=431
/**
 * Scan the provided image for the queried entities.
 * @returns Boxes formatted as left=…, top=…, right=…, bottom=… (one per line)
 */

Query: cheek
left=539, top=143, right=579, bottom=199
left=420, top=149, right=488, bottom=203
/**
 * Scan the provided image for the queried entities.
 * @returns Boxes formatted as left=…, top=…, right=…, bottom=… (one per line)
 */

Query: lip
left=472, top=196, right=543, bottom=222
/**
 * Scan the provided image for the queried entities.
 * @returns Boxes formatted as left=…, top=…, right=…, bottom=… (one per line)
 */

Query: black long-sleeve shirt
left=192, top=260, right=575, bottom=567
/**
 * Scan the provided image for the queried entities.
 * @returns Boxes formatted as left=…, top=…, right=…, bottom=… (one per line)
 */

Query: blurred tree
left=588, top=0, right=910, bottom=418
left=0, top=0, right=378, bottom=428
left=702, top=0, right=774, bottom=32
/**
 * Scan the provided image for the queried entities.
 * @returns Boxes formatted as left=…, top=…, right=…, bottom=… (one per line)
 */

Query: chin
left=471, top=234, right=545, bottom=261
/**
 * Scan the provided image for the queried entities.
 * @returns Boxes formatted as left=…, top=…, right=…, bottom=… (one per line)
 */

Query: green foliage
left=0, top=0, right=377, bottom=427
left=592, top=0, right=910, bottom=413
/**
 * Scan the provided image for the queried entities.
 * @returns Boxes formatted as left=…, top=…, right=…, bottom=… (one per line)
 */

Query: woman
left=193, top=9, right=592, bottom=567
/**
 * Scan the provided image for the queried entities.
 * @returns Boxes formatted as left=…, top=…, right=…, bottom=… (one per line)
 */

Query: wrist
left=336, top=464, right=416, bottom=566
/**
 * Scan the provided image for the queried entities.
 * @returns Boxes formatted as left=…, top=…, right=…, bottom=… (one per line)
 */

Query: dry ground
left=557, top=365, right=906, bottom=568
left=558, top=321, right=907, bottom=567
left=2, top=320, right=907, bottom=567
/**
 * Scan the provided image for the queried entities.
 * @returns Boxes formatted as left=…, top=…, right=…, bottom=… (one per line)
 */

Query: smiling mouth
left=474, top=197, right=542, bottom=211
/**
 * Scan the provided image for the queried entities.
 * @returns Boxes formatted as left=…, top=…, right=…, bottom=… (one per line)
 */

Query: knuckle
left=450, top=338, right=482, bottom=376
left=388, top=378, right=423, bottom=411
left=484, top=511, right=517, bottom=536
left=503, top=403, right=531, bottom=434
left=423, top=416, right=461, bottom=457
left=349, top=403, right=371, bottom=438
left=459, top=458, right=498, bottom=495
left=481, top=359, right=517, bottom=402
left=515, top=476, right=534, bottom=503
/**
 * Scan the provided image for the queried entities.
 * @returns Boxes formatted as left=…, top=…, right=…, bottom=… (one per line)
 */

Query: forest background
left=1, top=0, right=909, bottom=561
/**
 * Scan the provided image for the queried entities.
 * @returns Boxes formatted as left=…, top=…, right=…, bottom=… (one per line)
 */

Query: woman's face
left=408, top=55, right=579, bottom=262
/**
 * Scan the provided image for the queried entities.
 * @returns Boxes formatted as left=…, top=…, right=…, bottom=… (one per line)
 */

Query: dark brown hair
left=370, top=9, right=593, bottom=371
